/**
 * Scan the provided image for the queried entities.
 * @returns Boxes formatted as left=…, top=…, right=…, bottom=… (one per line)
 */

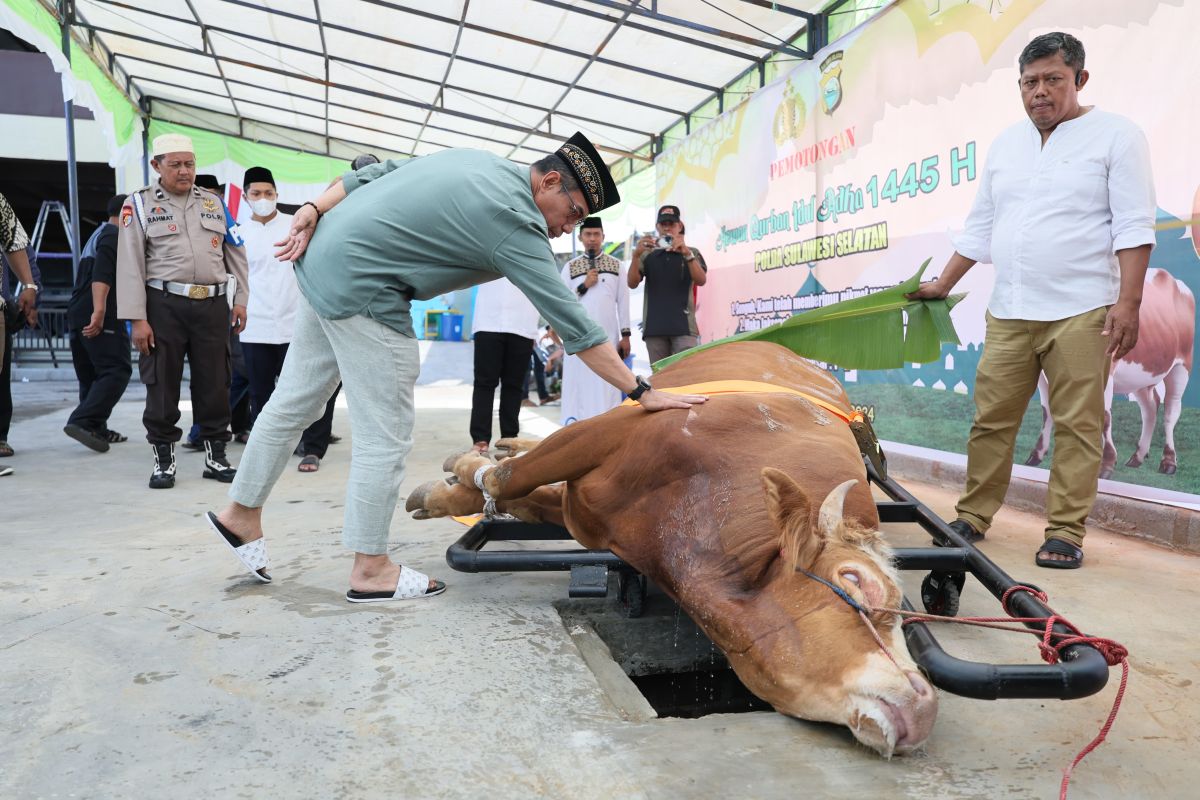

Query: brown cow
left=407, top=341, right=937, bottom=757
left=1025, top=268, right=1194, bottom=477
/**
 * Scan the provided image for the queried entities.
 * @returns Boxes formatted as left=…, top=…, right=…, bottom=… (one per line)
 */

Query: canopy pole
left=59, top=0, right=81, bottom=278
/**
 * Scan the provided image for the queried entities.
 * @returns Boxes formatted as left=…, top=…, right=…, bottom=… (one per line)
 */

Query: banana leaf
left=652, top=259, right=966, bottom=372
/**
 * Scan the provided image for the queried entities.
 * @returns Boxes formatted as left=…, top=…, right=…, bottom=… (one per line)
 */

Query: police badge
left=819, top=50, right=844, bottom=115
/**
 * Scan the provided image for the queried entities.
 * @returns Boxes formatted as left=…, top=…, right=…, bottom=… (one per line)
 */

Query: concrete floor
left=2, top=376, right=1198, bottom=799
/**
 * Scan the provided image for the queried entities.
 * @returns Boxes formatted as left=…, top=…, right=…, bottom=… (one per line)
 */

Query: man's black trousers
left=139, top=290, right=231, bottom=444
left=68, top=328, right=132, bottom=432
left=242, top=341, right=339, bottom=458
left=470, top=331, right=534, bottom=444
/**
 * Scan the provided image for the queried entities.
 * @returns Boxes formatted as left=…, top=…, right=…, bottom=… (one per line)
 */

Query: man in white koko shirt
left=910, top=32, right=1155, bottom=569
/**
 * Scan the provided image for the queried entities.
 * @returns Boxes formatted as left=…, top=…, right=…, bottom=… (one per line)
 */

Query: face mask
left=250, top=198, right=277, bottom=217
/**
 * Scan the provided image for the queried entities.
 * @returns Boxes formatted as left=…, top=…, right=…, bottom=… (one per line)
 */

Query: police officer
left=116, top=133, right=249, bottom=489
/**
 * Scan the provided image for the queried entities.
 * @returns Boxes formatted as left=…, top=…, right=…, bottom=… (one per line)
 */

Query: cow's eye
left=841, top=570, right=861, bottom=585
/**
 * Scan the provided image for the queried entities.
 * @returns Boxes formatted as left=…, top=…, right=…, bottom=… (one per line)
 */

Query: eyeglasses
left=559, top=183, right=587, bottom=228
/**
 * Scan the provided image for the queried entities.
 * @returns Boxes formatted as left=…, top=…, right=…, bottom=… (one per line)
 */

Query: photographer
left=627, top=204, right=707, bottom=363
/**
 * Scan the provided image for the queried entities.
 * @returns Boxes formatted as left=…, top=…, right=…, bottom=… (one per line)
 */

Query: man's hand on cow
left=904, top=279, right=949, bottom=301
left=638, top=388, right=708, bottom=411
left=275, top=204, right=318, bottom=261
left=1102, top=300, right=1140, bottom=359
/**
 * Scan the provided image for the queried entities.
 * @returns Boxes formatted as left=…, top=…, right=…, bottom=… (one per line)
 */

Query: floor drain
left=628, top=669, right=772, bottom=718
left=558, top=578, right=773, bottom=719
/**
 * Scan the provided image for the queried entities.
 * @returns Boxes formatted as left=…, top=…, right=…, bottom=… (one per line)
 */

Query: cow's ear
left=761, top=467, right=822, bottom=571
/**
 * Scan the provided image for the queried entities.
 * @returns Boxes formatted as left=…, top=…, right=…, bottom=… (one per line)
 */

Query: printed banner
left=656, top=0, right=1200, bottom=505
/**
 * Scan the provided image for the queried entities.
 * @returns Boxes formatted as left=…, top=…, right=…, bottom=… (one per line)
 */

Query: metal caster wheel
left=921, top=570, right=965, bottom=617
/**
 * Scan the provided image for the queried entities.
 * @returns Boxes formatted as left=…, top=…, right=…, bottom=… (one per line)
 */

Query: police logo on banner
left=819, top=50, right=844, bottom=115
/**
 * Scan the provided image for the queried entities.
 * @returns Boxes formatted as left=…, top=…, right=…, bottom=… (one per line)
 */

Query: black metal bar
left=900, top=598, right=1110, bottom=700
left=865, top=462, right=1111, bottom=693
left=506, top=0, right=635, bottom=160
left=355, top=0, right=721, bottom=92
left=78, top=23, right=648, bottom=159
left=572, top=0, right=808, bottom=58
left=312, top=0, right=330, bottom=156
left=182, top=0, right=245, bottom=140
left=531, top=0, right=770, bottom=60
left=875, top=500, right=917, bottom=522
left=79, top=6, right=664, bottom=142
left=443, top=468, right=1114, bottom=701
left=411, top=0, right=469, bottom=157
left=59, top=0, right=81, bottom=280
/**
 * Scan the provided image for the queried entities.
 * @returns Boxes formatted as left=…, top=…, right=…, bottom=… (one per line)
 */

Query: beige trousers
left=956, top=307, right=1110, bottom=546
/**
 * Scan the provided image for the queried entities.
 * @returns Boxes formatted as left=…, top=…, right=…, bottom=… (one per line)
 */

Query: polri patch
left=120, top=206, right=133, bottom=228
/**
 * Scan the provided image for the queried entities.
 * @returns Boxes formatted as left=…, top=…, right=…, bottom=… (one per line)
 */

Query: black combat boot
left=149, top=443, right=176, bottom=489
left=203, top=440, right=237, bottom=483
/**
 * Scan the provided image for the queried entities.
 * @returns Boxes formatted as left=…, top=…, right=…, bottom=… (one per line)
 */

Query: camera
left=655, top=234, right=673, bottom=249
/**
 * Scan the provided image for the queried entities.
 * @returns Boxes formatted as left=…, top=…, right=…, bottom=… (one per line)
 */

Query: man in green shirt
left=206, top=132, right=705, bottom=601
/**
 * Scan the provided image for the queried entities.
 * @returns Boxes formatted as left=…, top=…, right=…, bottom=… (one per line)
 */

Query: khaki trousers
left=956, top=307, right=1110, bottom=546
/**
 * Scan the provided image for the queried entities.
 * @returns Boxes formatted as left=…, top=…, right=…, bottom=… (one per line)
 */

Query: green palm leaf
left=653, top=259, right=965, bottom=372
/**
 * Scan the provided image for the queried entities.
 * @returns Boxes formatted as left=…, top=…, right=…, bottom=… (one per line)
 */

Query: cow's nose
left=906, top=671, right=933, bottom=699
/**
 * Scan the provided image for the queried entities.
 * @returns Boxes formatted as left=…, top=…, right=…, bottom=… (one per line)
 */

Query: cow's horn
left=818, top=479, right=858, bottom=537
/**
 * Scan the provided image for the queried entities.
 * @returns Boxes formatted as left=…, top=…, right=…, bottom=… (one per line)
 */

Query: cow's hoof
left=1023, top=454, right=1043, bottom=467
left=405, top=479, right=443, bottom=513
left=442, top=449, right=473, bottom=473
left=1159, top=461, right=1178, bottom=475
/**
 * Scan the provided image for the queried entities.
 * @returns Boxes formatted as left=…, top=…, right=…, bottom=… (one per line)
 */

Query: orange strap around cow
left=620, top=379, right=864, bottom=426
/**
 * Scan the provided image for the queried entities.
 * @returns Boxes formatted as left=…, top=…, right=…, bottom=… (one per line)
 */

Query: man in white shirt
left=469, top=277, right=542, bottom=453
left=560, top=217, right=630, bottom=424
left=910, top=32, right=1155, bottom=569
left=238, top=166, right=332, bottom=472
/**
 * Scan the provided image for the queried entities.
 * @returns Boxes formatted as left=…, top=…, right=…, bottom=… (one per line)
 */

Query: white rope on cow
left=473, top=464, right=509, bottom=519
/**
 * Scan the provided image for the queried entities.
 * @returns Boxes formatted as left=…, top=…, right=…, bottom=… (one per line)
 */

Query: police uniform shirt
left=115, top=182, right=250, bottom=320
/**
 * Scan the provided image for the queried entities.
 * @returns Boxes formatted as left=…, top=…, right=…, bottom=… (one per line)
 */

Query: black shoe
left=203, top=440, right=237, bottom=483
left=180, top=439, right=204, bottom=452
left=64, top=423, right=110, bottom=453
left=149, top=443, right=176, bottom=489
left=948, top=519, right=985, bottom=544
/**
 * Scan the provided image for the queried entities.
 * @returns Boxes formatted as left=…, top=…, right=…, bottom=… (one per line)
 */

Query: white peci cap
left=151, top=133, right=194, bottom=157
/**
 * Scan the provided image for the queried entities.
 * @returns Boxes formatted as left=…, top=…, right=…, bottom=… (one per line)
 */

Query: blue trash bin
left=438, top=312, right=464, bottom=342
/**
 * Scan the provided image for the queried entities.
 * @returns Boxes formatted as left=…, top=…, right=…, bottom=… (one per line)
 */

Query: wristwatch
left=628, top=375, right=652, bottom=401
left=18, top=282, right=39, bottom=294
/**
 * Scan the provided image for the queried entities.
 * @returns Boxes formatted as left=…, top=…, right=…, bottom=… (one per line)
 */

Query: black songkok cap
left=556, top=131, right=620, bottom=214
left=243, top=166, right=275, bottom=188
left=580, top=217, right=603, bottom=230
left=194, top=174, right=221, bottom=192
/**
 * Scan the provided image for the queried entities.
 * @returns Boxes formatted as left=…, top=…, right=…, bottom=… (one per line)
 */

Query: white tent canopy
left=69, top=0, right=835, bottom=167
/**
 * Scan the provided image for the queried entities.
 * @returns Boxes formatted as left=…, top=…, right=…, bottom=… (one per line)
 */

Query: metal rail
left=444, top=467, right=1112, bottom=701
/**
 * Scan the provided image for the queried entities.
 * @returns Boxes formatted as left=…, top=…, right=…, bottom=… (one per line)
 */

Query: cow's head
left=720, top=468, right=937, bottom=757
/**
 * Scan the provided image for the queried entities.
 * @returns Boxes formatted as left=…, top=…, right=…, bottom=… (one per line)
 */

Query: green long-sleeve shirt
left=294, top=149, right=607, bottom=354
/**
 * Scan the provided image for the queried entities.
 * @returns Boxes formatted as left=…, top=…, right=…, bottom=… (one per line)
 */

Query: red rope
left=872, top=585, right=1129, bottom=800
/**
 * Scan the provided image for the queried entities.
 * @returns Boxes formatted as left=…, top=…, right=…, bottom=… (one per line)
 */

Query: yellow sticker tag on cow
left=451, top=514, right=483, bottom=527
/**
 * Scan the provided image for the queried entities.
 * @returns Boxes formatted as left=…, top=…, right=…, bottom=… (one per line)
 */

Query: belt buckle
left=187, top=284, right=209, bottom=300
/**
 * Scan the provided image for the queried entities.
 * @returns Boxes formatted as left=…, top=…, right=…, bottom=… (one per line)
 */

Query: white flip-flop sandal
left=205, top=511, right=271, bottom=583
left=345, top=565, right=446, bottom=603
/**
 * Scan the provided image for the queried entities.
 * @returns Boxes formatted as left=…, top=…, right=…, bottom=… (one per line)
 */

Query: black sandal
left=1035, top=537, right=1083, bottom=569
